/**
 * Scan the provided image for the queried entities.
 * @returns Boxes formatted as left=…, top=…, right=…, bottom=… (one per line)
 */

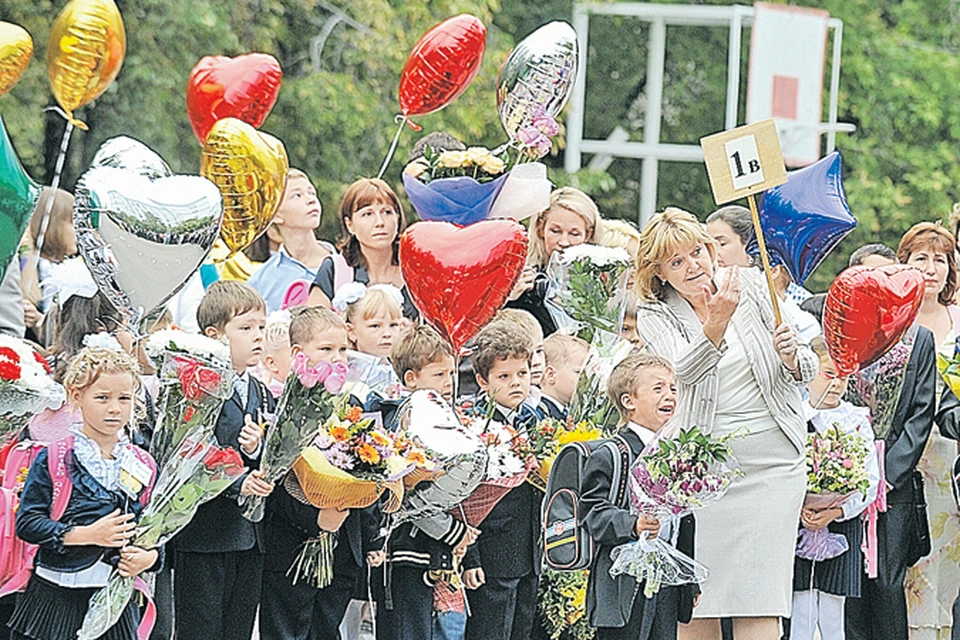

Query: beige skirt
left=693, top=422, right=805, bottom=618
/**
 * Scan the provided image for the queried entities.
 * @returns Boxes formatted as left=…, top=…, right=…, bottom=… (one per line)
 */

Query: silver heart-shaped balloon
left=91, top=136, right=173, bottom=180
left=497, top=21, right=580, bottom=140
left=74, top=166, right=223, bottom=324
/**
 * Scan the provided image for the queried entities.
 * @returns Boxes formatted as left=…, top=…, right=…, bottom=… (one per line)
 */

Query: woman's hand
left=65, top=510, right=136, bottom=548
left=22, top=300, right=42, bottom=330
left=700, top=267, right=740, bottom=348
left=117, top=546, right=158, bottom=578
left=367, top=550, right=386, bottom=567
left=773, top=323, right=800, bottom=374
left=508, top=267, right=536, bottom=302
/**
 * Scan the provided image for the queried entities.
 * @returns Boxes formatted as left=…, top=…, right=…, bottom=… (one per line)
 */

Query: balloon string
left=377, top=117, right=408, bottom=180
left=34, top=115, right=75, bottom=258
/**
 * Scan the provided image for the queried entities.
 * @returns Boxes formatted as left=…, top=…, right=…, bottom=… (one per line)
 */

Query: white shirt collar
left=626, top=421, right=659, bottom=448
left=541, top=393, right=565, bottom=412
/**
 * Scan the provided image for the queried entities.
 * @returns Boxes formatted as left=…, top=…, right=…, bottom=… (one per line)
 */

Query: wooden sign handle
left=747, top=193, right=782, bottom=326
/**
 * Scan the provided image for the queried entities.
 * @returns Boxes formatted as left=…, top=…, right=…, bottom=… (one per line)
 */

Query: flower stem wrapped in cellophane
left=76, top=427, right=247, bottom=640
left=797, top=422, right=872, bottom=562
left=242, top=354, right=347, bottom=522
left=609, top=427, right=741, bottom=598
left=144, top=331, right=235, bottom=467
left=0, top=335, right=64, bottom=442
left=546, top=244, right=633, bottom=343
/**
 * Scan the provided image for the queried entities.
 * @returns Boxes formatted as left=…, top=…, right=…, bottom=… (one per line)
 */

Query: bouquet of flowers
left=144, top=329, right=235, bottom=467
left=456, top=412, right=535, bottom=527
left=285, top=400, right=417, bottom=587
left=242, top=353, right=347, bottom=522
left=797, top=422, right=872, bottom=562
left=76, top=429, right=246, bottom=640
left=538, top=569, right=594, bottom=640
left=609, top=427, right=740, bottom=597
left=547, top=245, right=633, bottom=343
left=402, top=145, right=510, bottom=226
left=0, top=336, right=64, bottom=442
left=568, top=332, right=635, bottom=434
left=849, top=325, right=917, bottom=440
left=525, top=418, right=602, bottom=491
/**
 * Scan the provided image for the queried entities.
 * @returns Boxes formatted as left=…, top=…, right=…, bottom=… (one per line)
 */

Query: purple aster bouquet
left=609, top=426, right=741, bottom=597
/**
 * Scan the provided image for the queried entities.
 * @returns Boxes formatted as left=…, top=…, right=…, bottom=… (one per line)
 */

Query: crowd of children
left=3, top=160, right=960, bottom=640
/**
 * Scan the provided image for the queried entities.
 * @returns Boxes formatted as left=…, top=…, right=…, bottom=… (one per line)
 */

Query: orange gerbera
left=371, top=431, right=392, bottom=447
left=407, top=450, right=426, bottom=465
left=329, top=426, right=350, bottom=442
left=358, top=443, right=381, bottom=464
left=345, top=406, right=363, bottom=423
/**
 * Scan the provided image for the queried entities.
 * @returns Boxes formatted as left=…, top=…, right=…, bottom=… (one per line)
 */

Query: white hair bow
left=41, top=257, right=97, bottom=306
left=331, top=282, right=404, bottom=314
left=82, top=332, right=125, bottom=353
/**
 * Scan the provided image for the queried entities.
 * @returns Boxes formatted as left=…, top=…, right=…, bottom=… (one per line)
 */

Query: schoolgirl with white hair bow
left=331, top=282, right=405, bottom=406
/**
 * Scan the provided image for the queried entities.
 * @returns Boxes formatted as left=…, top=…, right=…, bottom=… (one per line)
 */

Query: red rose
left=0, top=360, right=22, bottom=382
left=174, top=356, right=224, bottom=402
left=202, top=446, right=246, bottom=477
left=183, top=406, right=196, bottom=422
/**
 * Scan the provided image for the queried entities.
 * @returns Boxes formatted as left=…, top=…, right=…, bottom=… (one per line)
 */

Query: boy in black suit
left=582, top=353, right=698, bottom=640
left=537, top=333, right=589, bottom=422
left=260, top=305, right=379, bottom=640
left=463, top=321, right=541, bottom=640
left=370, top=325, right=478, bottom=640
left=174, top=281, right=276, bottom=640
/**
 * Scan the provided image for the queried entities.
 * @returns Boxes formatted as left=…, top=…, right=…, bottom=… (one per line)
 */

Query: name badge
left=119, top=454, right=152, bottom=500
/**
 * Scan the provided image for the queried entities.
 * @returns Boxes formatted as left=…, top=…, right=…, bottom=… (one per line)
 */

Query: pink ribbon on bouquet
left=861, top=439, right=887, bottom=579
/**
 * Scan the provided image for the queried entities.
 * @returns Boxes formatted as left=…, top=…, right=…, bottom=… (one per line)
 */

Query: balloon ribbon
left=377, top=115, right=421, bottom=180
left=33, top=108, right=76, bottom=258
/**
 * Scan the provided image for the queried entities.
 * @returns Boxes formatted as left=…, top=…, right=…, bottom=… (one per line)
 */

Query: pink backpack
left=0, top=437, right=158, bottom=639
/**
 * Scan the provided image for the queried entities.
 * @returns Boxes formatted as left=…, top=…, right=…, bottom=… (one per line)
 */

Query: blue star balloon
left=0, top=118, right=40, bottom=280
left=748, top=151, right=856, bottom=286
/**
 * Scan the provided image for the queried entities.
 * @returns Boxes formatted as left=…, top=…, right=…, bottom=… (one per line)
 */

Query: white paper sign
left=724, top=135, right=764, bottom=190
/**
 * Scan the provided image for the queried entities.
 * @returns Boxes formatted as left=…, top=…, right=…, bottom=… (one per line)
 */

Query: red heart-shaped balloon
left=823, top=265, right=924, bottom=376
left=399, top=14, right=486, bottom=118
left=400, top=220, right=528, bottom=352
left=186, top=53, right=282, bottom=144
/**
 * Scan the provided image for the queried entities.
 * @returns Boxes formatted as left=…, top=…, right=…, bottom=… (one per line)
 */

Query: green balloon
left=0, top=117, right=40, bottom=280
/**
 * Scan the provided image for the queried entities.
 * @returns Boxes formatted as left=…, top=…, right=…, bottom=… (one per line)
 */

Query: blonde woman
left=633, top=208, right=816, bottom=640
left=508, top=187, right=601, bottom=335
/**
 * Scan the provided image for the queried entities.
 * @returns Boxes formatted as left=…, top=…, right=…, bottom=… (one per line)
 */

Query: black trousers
left=464, top=573, right=538, bottom=640
left=174, top=548, right=262, bottom=640
left=371, top=564, right=433, bottom=640
left=595, top=586, right=678, bottom=640
left=148, top=563, right=173, bottom=640
left=259, top=563, right=355, bottom=640
left=844, top=501, right=913, bottom=640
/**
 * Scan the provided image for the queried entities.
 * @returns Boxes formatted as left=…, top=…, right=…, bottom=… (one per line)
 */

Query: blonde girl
left=10, top=347, right=158, bottom=640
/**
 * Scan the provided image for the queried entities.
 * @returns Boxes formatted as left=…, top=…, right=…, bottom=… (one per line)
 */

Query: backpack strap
left=601, top=435, right=633, bottom=509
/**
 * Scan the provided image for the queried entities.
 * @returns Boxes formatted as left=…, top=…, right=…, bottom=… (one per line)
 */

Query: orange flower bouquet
left=287, top=400, right=428, bottom=587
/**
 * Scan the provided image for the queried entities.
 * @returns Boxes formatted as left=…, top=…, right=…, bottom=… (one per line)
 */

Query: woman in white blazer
left=634, top=208, right=818, bottom=640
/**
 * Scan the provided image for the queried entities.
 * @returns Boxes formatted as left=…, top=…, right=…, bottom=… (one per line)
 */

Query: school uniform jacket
left=871, top=326, right=936, bottom=498
left=581, top=427, right=697, bottom=630
left=462, top=400, right=543, bottom=579
left=537, top=395, right=567, bottom=422
left=174, top=377, right=276, bottom=554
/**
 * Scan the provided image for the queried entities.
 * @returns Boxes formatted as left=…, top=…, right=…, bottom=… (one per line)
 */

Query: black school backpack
left=542, top=435, right=630, bottom=571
